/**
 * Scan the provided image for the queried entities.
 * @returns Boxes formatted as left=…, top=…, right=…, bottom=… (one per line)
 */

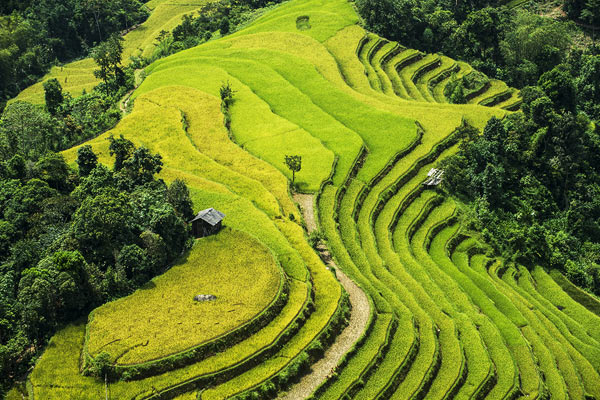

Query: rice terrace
left=2, top=0, right=600, bottom=398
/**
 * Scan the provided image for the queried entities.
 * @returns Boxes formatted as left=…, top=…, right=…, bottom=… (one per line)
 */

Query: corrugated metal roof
left=423, top=168, right=444, bottom=186
left=190, top=208, right=225, bottom=225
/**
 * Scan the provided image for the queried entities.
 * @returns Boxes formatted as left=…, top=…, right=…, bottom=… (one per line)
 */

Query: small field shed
left=190, top=208, right=225, bottom=238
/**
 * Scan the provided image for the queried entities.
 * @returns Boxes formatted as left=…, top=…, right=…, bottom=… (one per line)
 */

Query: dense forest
left=0, top=0, right=148, bottom=111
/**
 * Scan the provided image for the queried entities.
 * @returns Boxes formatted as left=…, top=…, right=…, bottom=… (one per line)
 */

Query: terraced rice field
left=21, top=0, right=600, bottom=398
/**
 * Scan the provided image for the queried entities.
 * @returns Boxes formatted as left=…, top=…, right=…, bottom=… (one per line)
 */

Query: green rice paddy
left=18, top=0, right=600, bottom=397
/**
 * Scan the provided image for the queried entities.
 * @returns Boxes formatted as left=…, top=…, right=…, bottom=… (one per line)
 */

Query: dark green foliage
left=108, top=134, right=135, bottom=171
left=0, top=141, right=192, bottom=392
left=167, top=179, right=195, bottom=221
left=284, top=155, right=302, bottom=185
left=355, top=0, right=578, bottom=89
left=220, top=17, right=230, bottom=35
left=77, top=145, right=98, bottom=177
left=442, top=78, right=600, bottom=294
left=117, top=244, right=151, bottom=284
left=91, top=34, right=126, bottom=95
left=565, top=0, right=600, bottom=26
left=43, top=78, right=64, bottom=116
left=0, top=0, right=148, bottom=106
left=89, top=351, right=112, bottom=378
left=0, top=101, right=57, bottom=160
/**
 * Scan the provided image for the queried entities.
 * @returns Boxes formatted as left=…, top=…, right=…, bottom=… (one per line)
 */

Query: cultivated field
left=21, top=0, right=600, bottom=397
left=85, top=228, right=284, bottom=366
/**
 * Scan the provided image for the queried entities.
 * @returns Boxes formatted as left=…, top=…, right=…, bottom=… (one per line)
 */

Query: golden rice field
left=85, top=227, right=283, bottom=365
left=18, top=0, right=600, bottom=397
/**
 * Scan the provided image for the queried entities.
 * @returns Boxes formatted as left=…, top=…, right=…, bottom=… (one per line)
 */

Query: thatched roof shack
left=190, top=208, right=225, bottom=238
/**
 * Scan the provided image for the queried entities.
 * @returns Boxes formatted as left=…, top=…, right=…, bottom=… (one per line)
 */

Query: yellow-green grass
left=397, top=54, right=439, bottom=102
left=512, top=266, right=600, bottom=368
left=470, top=257, right=573, bottom=398
left=531, top=266, right=600, bottom=344
left=358, top=35, right=384, bottom=92
left=4, top=386, right=25, bottom=400
left=86, top=228, right=282, bottom=365
left=386, top=198, right=464, bottom=399
left=172, top=392, right=199, bottom=400
left=384, top=49, right=420, bottom=99
left=13, top=0, right=212, bottom=104
left=432, top=61, right=473, bottom=103
left=387, top=192, right=514, bottom=399
left=152, top=86, right=297, bottom=217
left=30, top=278, right=310, bottom=399
left=353, top=324, right=418, bottom=399
left=411, top=203, right=543, bottom=398
left=495, top=89, right=522, bottom=110
left=145, top=46, right=420, bottom=185
left=14, top=59, right=100, bottom=104
left=550, top=269, right=600, bottom=317
left=226, top=0, right=359, bottom=44
left=318, top=184, right=393, bottom=314
left=200, top=273, right=342, bottom=399
left=416, top=56, right=455, bottom=102
left=468, top=79, right=508, bottom=105
left=335, top=138, right=466, bottom=398
left=371, top=41, right=400, bottom=96
left=318, top=313, right=393, bottom=399
left=147, top=49, right=362, bottom=186
left=134, top=61, right=335, bottom=192
left=498, top=263, right=600, bottom=397
left=63, top=89, right=281, bottom=218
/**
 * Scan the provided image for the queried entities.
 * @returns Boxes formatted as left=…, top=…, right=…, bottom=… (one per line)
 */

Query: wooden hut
left=190, top=208, right=225, bottom=238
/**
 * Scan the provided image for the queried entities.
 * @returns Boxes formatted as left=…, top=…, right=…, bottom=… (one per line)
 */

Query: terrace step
left=354, top=317, right=419, bottom=399
left=398, top=54, right=440, bottom=102
left=469, top=79, right=510, bottom=105
left=382, top=49, right=422, bottom=99
left=357, top=35, right=386, bottom=93
left=415, top=56, right=456, bottom=102
left=316, top=313, right=395, bottom=400
left=371, top=41, right=399, bottom=96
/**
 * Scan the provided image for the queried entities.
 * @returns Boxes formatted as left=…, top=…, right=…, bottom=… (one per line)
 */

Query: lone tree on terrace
left=284, top=154, right=301, bottom=186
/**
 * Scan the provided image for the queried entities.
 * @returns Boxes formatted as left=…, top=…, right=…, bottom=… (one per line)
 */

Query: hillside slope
left=21, top=0, right=600, bottom=398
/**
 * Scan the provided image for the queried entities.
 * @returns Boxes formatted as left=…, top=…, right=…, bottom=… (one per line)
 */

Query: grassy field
left=13, top=0, right=211, bottom=104
left=20, top=0, right=600, bottom=396
left=85, top=228, right=283, bottom=365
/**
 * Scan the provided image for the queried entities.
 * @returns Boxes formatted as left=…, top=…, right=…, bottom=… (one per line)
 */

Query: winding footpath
left=280, top=194, right=371, bottom=399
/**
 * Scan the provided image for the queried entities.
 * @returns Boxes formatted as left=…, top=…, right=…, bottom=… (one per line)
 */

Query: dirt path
left=120, top=88, right=135, bottom=113
left=281, top=195, right=371, bottom=399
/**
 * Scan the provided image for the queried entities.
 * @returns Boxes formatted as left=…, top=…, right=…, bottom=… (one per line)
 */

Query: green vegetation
left=4, top=0, right=600, bottom=397
left=85, top=228, right=282, bottom=366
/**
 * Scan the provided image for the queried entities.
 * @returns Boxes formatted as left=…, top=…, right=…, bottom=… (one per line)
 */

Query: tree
left=117, top=244, right=151, bottom=284
left=70, top=190, right=136, bottom=265
left=33, top=152, right=72, bottom=192
left=219, top=81, right=235, bottom=108
left=284, top=155, right=302, bottom=186
left=43, top=78, right=64, bottom=116
left=219, top=17, right=230, bottom=35
left=167, top=179, right=194, bottom=220
left=91, top=33, right=124, bottom=92
left=77, top=145, right=98, bottom=177
left=538, top=65, right=577, bottom=112
left=107, top=135, right=134, bottom=171
left=120, top=146, right=163, bottom=185
left=0, top=101, right=56, bottom=160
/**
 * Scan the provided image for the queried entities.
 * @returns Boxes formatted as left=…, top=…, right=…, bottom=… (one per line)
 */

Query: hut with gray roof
left=190, top=208, right=225, bottom=238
